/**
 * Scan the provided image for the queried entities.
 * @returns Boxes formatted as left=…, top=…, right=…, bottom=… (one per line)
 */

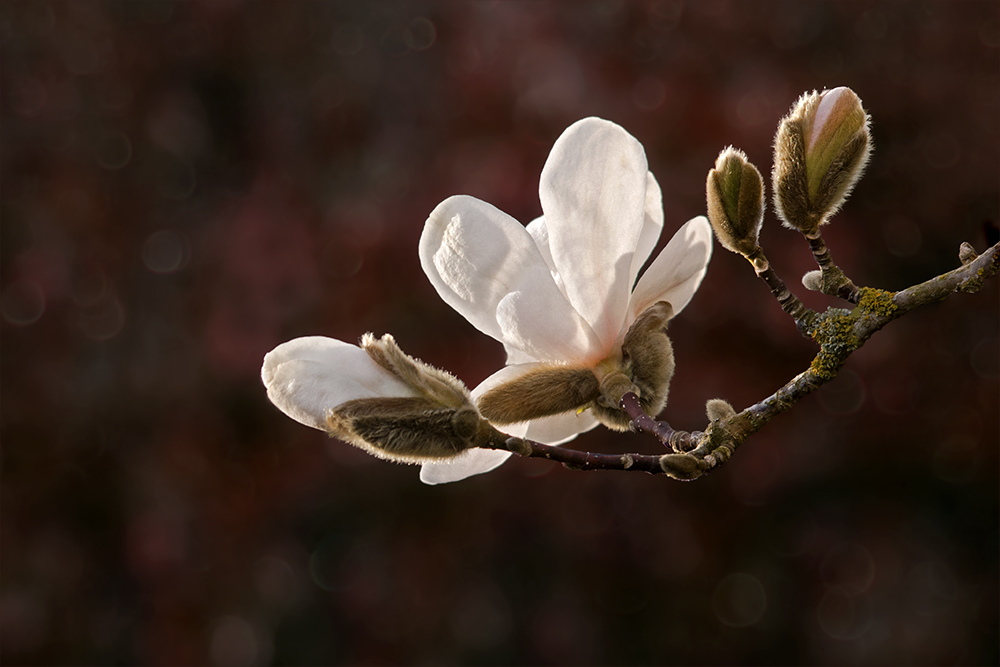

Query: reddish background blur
left=2, top=2, right=998, bottom=665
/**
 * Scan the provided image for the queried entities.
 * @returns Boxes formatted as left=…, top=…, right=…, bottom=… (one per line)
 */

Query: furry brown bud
left=476, top=366, right=600, bottom=425
left=328, top=397, right=491, bottom=464
left=772, top=87, right=871, bottom=234
left=706, top=147, right=764, bottom=255
left=801, top=269, right=824, bottom=291
left=322, top=333, right=492, bottom=463
left=592, top=301, right=675, bottom=430
left=705, top=398, right=736, bottom=422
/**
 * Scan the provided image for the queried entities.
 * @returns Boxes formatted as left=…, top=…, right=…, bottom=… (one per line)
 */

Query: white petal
left=420, top=195, right=600, bottom=363
left=495, top=290, right=598, bottom=363
left=628, top=216, right=713, bottom=324
left=419, top=448, right=513, bottom=484
left=525, top=216, right=565, bottom=294
left=539, top=117, right=649, bottom=349
left=503, top=344, right=537, bottom=365
left=261, top=336, right=416, bottom=430
left=629, top=171, right=665, bottom=289
left=523, top=409, right=600, bottom=444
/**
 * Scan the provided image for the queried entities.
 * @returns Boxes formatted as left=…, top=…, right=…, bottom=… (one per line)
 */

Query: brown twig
left=744, top=246, right=817, bottom=334
left=804, top=231, right=862, bottom=303
left=482, top=240, right=1000, bottom=481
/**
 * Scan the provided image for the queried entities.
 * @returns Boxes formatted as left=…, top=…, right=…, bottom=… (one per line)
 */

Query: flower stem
left=744, top=246, right=817, bottom=333
left=618, top=392, right=699, bottom=452
left=804, top=231, right=862, bottom=303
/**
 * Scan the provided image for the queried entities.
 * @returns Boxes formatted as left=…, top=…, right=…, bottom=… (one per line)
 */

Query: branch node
left=959, top=241, right=978, bottom=266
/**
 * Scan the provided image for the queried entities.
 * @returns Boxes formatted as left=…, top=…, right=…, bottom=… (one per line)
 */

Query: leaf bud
left=659, top=453, right=704, bottom=480
left=772, top=87, right=871, bottom=234
left=705, top=398, right=736, bottom=422
left=706, top=147, right=764, bottom=255
left=801, top=269, right=824, bottom=291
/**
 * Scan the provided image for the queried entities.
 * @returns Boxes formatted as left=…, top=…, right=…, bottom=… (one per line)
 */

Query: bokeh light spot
left=253, top=557, right=301, bottom=609
left=1, top=279, right=46, bottom=326
left=817, top=589, right=872, bottom=640
left=978, top=17, right=1000, bottom=48
left=209, top=616, right=257, bottom=667
left=95, top=131, right=132, bottom=170
left=142, top=230, right=187, bottom=274
left=79, top=296, right=125, bottom=341
left=650, top=0, right=683, bottom=30
left=632, top=76, right=666, bottom=111
left=157, top=159, right=196, bottom=200
left=404, top=17, right=436, bottom=51
left=332, top=24, right=364, bottom=56
left=309, top=536, right=351, bottom=592
left=712, top=573, right=767, bottom=627
left=820, top=543, right=875, bottom=594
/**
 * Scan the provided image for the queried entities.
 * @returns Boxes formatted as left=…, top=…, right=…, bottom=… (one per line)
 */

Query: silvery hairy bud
left=706, top=147, right=765, bottom=256
left=772, top=87, right=872, bottom=234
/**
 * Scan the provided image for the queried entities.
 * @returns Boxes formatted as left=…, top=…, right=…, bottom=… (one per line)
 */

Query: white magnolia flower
left=419, top=117, right=713, bottom=484
left=262, top=334, right=491, bottom=463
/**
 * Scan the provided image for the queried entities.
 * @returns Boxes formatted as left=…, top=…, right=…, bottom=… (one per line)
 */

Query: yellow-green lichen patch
left=809, top=308, right=856, bottom=380
left=856, top=287, right=897, bottom=318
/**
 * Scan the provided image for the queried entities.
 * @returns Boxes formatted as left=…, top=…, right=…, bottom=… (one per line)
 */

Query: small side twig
left=804, top=231, right=862, bottom=303
left=619, top=392, right=700, bottom=453
left=744, top=246, right=817, bottom=334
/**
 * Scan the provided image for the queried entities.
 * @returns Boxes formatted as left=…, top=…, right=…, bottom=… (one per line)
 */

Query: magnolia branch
left=487, top=239, right=1000, bottom=480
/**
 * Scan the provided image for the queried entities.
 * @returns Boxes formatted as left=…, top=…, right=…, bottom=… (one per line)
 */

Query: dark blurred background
left=2, top=1, right=997, bottom=664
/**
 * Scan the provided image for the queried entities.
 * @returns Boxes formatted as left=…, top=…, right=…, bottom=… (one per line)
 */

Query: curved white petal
left=629, top=171, right=665, bottom=289
left=525, top=216, right=558, bottom=283
left=262, top=336, right=416, bottom=431
left=420, top=195, right=599, bottom=361
left=540, top=117, right=649, bottom=349
left=627, top=216, right=713, bottom=325
left=523, top=409, right=599, bottom=444
left=503, top=344, right=537, bottom=365
left=419, top=448, right=514, bottom=485
left=495, top=290, right=599, bottom=363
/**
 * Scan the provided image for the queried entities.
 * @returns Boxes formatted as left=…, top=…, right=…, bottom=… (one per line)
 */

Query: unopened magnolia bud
left=705, top=398, right=736, bottom=422
left=328, top=397, right=491, bottom=463
left=593, top=301, right=675, bottom=430
left=772, top=87, right=871, bottom=233
left=958, top=242, right=978, bottom=266
left=802, top=269, right=823, bottom=291
left=706, top=147, right=764, bottom=255
left=660, top=453, right=703, bottom=480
